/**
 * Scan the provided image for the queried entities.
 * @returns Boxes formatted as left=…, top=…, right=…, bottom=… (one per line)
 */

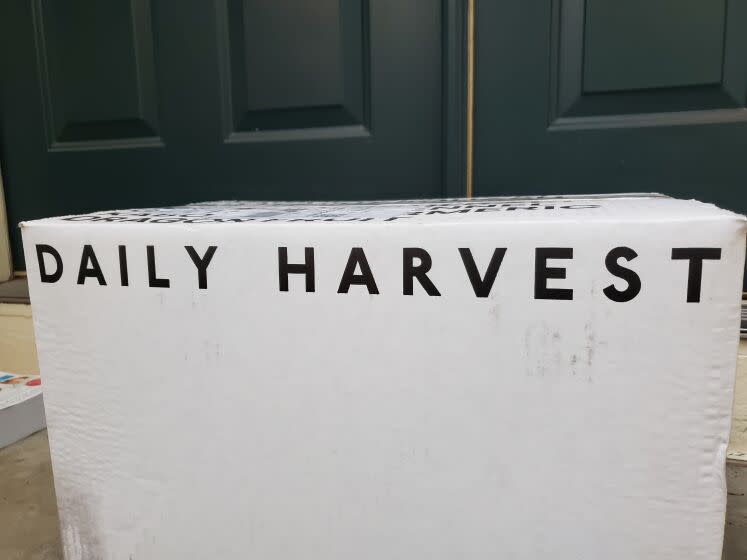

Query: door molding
left=443, top=0, right=469, bottom=197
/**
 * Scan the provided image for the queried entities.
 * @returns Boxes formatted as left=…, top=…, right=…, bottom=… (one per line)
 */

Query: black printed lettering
left=458, top=248, right=506, bottom=298
left=36, top=244, right=63, bottom=283
left=77, top=245, right=106, bottom=286
left=403, top=248, right=441, bottom=296
left=671, top=248, right=722, bottom=303
left=535, top=248, right=573, bottom=300
left=603, top=246, right=641, bottom=302
left=185, top=246, right=217, bottom=290
left=147, top=245, right=170, bottom=288
left=118, top=246, right=129, bottom=287
left=279, top=247, right=315, bottom=292
left=338, top=248, right=379, bottom=294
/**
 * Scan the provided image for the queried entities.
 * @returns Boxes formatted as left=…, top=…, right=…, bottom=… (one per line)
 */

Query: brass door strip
left=465, top=0, right=475, bottom=198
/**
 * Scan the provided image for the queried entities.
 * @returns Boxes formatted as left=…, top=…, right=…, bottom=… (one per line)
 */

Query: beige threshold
left=0, top=301, right=38, bottom=375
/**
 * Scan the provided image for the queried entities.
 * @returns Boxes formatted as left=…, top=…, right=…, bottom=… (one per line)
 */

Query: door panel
left=218, top=0, right=368, bottom=133
left=1, top=0, right=465, bottom=269
left=582, top=0, right=725, bottom=92
left=474, top=0, right=747, bottom=214
left=35, top=0, right=160, bottom=146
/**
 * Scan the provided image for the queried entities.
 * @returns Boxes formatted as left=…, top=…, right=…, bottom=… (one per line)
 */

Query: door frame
left=0, top=162, right=13, bottom=282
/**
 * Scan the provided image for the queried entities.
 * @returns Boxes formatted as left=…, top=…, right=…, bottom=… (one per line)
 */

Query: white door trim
left=0, top=161, right=14, bottom=282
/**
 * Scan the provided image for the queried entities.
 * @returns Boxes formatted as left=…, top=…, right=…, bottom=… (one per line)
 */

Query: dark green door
left=0, top=0, right=465, bottom=268
left=474, top=0, right=747, bottom=213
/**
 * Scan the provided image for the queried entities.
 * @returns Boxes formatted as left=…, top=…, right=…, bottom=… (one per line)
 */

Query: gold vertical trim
left=465, top=0, right=475, bottom=198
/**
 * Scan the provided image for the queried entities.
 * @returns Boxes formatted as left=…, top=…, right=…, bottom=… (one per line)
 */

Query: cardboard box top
left=20, top=193, right=746, bottom=228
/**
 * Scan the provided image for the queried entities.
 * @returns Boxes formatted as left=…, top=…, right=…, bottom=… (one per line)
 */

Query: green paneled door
left=0, top=0, right=466, bottom=269
left=5, top=0, right=746, bottom=270
left=474, top=0, right=747, bottom=213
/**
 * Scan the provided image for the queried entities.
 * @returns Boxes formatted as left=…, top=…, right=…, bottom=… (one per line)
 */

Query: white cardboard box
left=21, top=195, right=746, bottom=560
